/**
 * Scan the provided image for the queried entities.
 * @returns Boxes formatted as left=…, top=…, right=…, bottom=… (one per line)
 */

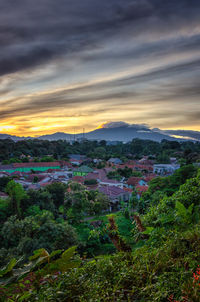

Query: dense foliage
left=0, top=138, right=200, bottom=163
left=0, top=139, right=200, bottom=301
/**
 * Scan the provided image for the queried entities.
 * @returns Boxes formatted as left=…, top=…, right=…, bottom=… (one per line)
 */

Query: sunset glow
left=0, top=1, right=200, bottom=136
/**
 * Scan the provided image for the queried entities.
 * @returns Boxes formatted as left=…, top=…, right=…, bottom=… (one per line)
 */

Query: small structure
left=71, top=176, right=85, bottom=184
left=0, top=162, right=61, bottom=173
left=86, top=169, right=123, bottom=188
left=127, top=177, right=147, bottom=188
left=136, top=185, right=148, bottom=199
left=153, top=164, right=180, bottom=175
left=0, top=192, right=9, bottom=199
left=99, top=185, right=131, bottom=211
left=73, top=166, right=93, bottom=177
left=108, top=158, right=122, bottom=165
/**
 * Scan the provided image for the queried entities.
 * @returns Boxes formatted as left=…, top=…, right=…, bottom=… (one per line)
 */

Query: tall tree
left=6, top=181, right=27, bottom=218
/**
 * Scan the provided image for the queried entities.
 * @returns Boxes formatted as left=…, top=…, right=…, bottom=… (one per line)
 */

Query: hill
left=0, top=122, right=200, bottom=142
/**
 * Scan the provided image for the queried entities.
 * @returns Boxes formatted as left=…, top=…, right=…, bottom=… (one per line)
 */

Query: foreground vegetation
left=0, top=138, right=200, bottom=300
left=0, top=167, right=200, bottom=300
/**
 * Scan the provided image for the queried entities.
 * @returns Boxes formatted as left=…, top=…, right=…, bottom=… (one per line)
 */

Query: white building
left=153, top=164, right=180, bottom=175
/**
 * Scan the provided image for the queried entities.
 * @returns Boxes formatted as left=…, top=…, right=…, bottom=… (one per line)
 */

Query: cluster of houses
left=0, top=154, right=180, bottom=211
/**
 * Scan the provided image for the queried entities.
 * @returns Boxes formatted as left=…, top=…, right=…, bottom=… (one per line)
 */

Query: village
left=0, top=154, right=180, bottom=212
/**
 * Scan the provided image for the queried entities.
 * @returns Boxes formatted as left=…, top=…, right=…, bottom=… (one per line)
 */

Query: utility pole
left=74, top=128, right=76, bottom=141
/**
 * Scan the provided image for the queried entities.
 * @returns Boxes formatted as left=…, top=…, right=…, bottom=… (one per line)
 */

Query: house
left=26, top=174, right=47, bottom=182
left=71, top=176, right=85, bottom=184
left=136, top=185, right=149, bottom=199
left=0, top=164, right=13, bottom=173
left=69, top=160, right=81, bottom=166
left=0, top=171, right=10, bottom=178
left=93, top=159, right=103, bottom=164
left=108, top=158, right=122, bottom=165
left=127, top=177, right=148, bottom=188
left=138, top=157, right=154, bottom=165
left=98, top=185, right=131, bottom=211
left=99, top=177, right=124, bottom=189
left=11, top=171, right=24, bottom=177
left=0, top=192, right=9, bottom=199
left=86, top=169, right=123, bottom=188
left=170, top=157, right=177, bottom=164
left=153, top=164, right=180, bottom=175
left=69, top=154, right=87, bottom=166
left=69, top=154, right=86, bottom=161
left=73, top=166, right=93, bottom=177
left=145, top=174, right=157, bottom=183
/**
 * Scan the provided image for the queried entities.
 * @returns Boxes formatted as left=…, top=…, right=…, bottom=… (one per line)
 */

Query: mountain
left=0, top=133, right=32, bottom=142
left=0, top=122, right=200, bottom=142
left=83, top=127, right=175, bottom=142
left=161, top=130, right=200, bottom=141
left=38, top=132, right=73, bottom=141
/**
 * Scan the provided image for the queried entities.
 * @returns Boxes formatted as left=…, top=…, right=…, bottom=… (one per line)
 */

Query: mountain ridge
left=1, top=122, right=200, bottom=142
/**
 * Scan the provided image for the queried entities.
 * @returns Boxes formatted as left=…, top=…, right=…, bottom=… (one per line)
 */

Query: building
left=153, top=164, right=180, bottom=175
left=73, top=166, right=93, bottom=177
left=0, top=192, right=9, bottom=199
left=108, top=158, right=122, bottom=165
left=135, top=185, right=149, bottom=199
left=86, top=169, right=123, bottom=188
left=0, top=162, right=61, bottom=173
left=98, top=185, right=131, bottom=211
left=127, top=177, right=147, bottom=188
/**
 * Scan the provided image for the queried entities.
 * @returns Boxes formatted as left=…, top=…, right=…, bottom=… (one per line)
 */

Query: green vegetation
left=0, top=139, right=200, bottom=300
left=137, top=164, right=198, bottom=213
left=0, top=138, right=200, bottom=163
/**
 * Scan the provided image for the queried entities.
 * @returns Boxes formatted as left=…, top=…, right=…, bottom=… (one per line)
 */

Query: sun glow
left=96, top=122, right=110, bottom=129
left=0, top=125, right=16, bottom=132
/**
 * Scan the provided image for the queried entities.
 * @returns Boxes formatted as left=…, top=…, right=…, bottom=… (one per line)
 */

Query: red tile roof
left=87, top=169, right=122, bottom=185
left=127, top=177, right=142, bottom=186
left=13, top=162, right=60, bottom=168
left=145, top=174, right=157, bottom=182
left=27, top=174, right=47, bottom=181
left=98, top=185, right=129, bottom=199
left=123, top=187, right=133, bottom=193
left=86, top=185, right=98, bottom=191
left=71, top=176, right=85, bottom=184
left=40, top=182, right=53, bottom=187
left=136, top=185, right=148, bottom=194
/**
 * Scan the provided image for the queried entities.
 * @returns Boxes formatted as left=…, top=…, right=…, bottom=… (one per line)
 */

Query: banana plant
left=0, top=246, right=80, bottom=286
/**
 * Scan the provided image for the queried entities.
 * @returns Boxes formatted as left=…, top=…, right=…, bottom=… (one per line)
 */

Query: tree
left=0, top=198, right=11, bottom=223
left=0, top=212, right=78, bottom=263
left=86, top=190, right=110, bottom=215
left=0, top=176, right=11, bottom=191
left=84, top=179, right=98, bottom=186
left=46, top=183, right=66, bottom=208
left=156, top=151, right=170, bottom=164
left=117, top=166, right=133, bottom=178
left=25, top=189, right=54, bottom=213
left=93, top=147, right=106, bottom=159
left=6, top=181, right=27, bottom=218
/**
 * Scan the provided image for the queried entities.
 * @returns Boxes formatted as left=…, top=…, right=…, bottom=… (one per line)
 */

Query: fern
left=175, top=201, right=193, bottom=224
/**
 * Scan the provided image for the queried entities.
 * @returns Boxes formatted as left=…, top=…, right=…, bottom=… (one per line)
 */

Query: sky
left=0, top=0, right=200, bottom=136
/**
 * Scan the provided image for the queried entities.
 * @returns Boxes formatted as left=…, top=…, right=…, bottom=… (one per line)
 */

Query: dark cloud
left=0, top=56, right=200, bottom=121
left=0, top=90, right=137, bottom=119
left=101, top=122, right=150, bottom=131
left=0, top=0, right=200, bottom=134
left=0, top=0, right=200, bottom=76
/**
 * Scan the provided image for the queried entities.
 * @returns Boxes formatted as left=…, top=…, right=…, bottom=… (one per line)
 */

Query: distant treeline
left=0, top=138, right=200, bottom=164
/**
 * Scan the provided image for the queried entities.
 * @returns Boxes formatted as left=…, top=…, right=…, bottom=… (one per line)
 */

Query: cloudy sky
left=0, top=0, right=200, bottom=136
